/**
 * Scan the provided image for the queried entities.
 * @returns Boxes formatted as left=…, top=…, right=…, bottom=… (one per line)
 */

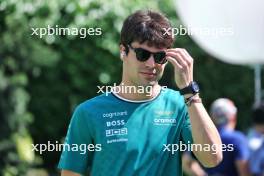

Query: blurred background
left=0, top=0, right=263, bottom=175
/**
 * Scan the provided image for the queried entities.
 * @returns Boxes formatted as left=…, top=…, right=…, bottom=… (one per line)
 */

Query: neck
left=226, top=122, right=236, bottom=130
left=115, top=81, right=161, bottom=101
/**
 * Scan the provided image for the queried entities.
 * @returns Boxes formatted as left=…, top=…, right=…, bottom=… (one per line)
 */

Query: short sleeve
left=234, top=134, right=250, bottom=161
left=181, top=108, right=193, bottom=145
left=58, top=105, right=93, bottom=175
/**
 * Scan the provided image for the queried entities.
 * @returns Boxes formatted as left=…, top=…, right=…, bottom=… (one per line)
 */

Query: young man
left=58, top=10, right=222, bottom=176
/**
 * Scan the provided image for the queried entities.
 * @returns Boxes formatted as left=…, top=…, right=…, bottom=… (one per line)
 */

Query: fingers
left=166, top=56, right=182, bottom=70
left=166, top=50, right=190, bottom=73
left=166, top=48, right=193, bottom=67
left=166, top=52, right=188, bottom=71
left=166, top=48, right=194, bottom=88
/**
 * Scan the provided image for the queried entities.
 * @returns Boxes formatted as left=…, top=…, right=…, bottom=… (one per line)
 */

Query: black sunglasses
left=128, top=45, right=167, bottom=64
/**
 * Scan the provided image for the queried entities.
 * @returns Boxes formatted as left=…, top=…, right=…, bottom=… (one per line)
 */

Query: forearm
left=166, top=47, right=222, bottom=166
left=187, top=95, right=223, bottom=167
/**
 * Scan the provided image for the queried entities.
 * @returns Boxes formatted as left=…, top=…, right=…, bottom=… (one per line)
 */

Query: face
left=121, top=41, right=167, bottom=87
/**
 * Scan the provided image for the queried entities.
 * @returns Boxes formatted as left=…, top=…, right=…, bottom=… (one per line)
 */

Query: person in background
left=248, top=101, right=264, bottom=176
left=205, top=98, right=251, bottom=176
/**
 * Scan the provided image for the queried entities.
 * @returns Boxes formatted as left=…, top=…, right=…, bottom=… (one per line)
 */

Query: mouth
left=139, top=72, right=157, bottom=77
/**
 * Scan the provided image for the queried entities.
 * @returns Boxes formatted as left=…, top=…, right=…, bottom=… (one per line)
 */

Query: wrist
left=179, top=81, right=199, bottom=95
left=178, top=83, right=190, bottom=90
left=184, top=93, right=202, bottom=107
left=184, top=93, right=197, bottom=99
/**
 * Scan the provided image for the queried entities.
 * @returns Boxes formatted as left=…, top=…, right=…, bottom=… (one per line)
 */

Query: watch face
left=191, top=82, right=199, bottom=93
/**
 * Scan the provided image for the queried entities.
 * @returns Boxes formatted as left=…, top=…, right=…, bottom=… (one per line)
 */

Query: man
left=205, top=98, right=250, bottom=176
left=248, top=101, right=264, bottom=176
left=58, top=10, right=222, bottom=176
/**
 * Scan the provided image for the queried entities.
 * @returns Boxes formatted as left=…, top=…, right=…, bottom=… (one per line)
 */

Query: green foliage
left=0, top=0, right=263, bottom=175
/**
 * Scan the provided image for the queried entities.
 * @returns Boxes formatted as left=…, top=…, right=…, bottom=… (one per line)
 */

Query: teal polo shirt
left=58, top=88, right=193, bottom=176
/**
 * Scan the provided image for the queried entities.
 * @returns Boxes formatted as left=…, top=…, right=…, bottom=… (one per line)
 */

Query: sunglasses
left=128, top=45, right=167, bottom=64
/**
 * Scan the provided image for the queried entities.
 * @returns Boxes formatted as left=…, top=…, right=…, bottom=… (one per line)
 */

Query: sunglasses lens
left=135, top=48, right=151, bottom=62
left=133, top=47, right=167, bottom=64
left=154, top=52, right=166, bottom=64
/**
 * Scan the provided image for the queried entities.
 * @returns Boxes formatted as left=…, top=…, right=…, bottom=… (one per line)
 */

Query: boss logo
left=106, top=120, right=125, bottom=127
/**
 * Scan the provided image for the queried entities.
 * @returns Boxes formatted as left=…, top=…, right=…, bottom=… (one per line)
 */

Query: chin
left=140, top=80, right=158, bottom=87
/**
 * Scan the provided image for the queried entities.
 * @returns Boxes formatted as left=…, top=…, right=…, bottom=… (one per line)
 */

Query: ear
left=119, top=44, right=126, bottom=61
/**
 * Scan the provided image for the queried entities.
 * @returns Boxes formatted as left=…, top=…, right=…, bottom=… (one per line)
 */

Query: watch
left=179, top=81, right=200, bottom=95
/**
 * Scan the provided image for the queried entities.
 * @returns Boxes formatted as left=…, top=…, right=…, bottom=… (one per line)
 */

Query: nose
left=145, top=54, right=155, bottom=67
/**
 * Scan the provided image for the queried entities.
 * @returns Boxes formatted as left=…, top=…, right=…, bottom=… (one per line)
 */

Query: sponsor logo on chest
left=153, top=118, right=177, bottom=126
